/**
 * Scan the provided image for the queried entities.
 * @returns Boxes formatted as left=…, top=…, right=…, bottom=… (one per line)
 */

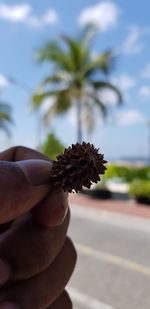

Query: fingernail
left=16, top=159, right=52, bottom=185
left=56, top=190, right=69, bottom=225
left=0, top=259, right=11, bottom=285
left=0, top=302, right=20, bottom=309
left=49, top=189, right=69, bottom=226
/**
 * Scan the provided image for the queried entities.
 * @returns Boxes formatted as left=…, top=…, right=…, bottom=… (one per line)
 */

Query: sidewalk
left=69, top=193, right=150, bottom=219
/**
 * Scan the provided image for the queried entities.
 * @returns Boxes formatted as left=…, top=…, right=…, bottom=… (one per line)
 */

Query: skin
left=0, top=146, right=77, bottom=309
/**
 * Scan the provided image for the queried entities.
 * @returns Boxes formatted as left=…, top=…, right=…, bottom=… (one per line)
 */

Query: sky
left=0, top=0, right=150, bottom=160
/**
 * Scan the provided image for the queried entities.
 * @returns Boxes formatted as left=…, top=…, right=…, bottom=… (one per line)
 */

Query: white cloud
left=0, top=3, right=59, bottom=27
left=121, top=25, right=150, bottom=55
left=109, top=74, right=136, bottom=102
left=78, top=1, right=120, bottom=31
left=0, top=3, right=31, bottom=21
left=140, top=62, right=150, bottom=78
left=121, top=26, right=143, bottom=54
left=98, top=89, right=119, bottom=106
left=112, top=74, right=136, bottom=90
left=26, top=16, right=41, bottom=28
left=42, top=9, right=58, bottom=25
left=40, top=97, right=55, bottom=114
left=139, top=86, right=150, bottom=97
left=0, top=75, right=9, bottom=87
left=117, top=109, right=145, bottom=126
left=95, top=74, right=136, bottom=106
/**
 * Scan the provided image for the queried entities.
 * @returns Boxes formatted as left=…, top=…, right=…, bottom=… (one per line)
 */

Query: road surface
left=68, top=204, right=150, bottom=309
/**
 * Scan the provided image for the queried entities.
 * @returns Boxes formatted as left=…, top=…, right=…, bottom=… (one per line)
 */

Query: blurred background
left=0, top=0, right=150, bottom=308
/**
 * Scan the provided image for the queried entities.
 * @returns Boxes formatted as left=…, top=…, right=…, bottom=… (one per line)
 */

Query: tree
left=0, top=101, right=13, bottom=136
left=32, top=25, right=122, bottom=143
left=41, top=132, right=65, bottom=160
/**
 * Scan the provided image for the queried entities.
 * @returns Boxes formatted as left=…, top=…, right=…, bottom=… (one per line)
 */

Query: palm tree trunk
left=76, top=98, right=82, bottom=143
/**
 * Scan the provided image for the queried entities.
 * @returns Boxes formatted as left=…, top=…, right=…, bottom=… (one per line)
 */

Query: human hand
left=0, top=146, right=76, bottom=308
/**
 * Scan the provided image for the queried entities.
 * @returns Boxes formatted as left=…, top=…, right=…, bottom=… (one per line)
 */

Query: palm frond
left=32, top=88, right=76, bottom=111
left=0, top=101, right=13, bottom=136
left=43, top=88, right=74, bottom=123
left=36, top=72, right=72, bottom=94
left=91, top=81, right=123, bottom=103
left=86, top=93, right=107, bottom=117
left=41, top=72, right=71, bottom=86
left=43, top=104, right=56, bottom=124
left=0, top=111, right=13, bottom=123
left=54, top=88, right=75, bottom=114
left=82, top=50, right=114, bottom=77
left=0, top=118, right=11, bottom=137
left=32, top=90, right=59, bottom=108
left=36, top=41, right=63, bottom=62
left=40, top=75, right=64, bottom=85
left=62, top=35, right=89, bottom=71
left=0, top=102, right=12, bottom=113
left=79, top=24, right=97, bottom=47
left=36, top=41, right=75, bottom=72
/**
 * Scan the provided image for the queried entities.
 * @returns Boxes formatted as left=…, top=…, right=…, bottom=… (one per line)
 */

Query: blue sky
left=0, top=0, right=150, bottom=160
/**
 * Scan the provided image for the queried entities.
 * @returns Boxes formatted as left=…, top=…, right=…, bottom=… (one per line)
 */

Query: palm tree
left=32, top=25, right=122, bottom=143
left=0, top=101, right=13, bottom=136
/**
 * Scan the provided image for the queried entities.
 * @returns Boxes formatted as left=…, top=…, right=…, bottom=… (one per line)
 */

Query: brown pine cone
left=50, top=142, right=107, bottom=193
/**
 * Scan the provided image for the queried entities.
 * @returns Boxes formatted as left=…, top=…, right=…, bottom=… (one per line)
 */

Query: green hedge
left=129, top=180, right=150, bottom=199
left=103, top=164, right=150, bottom=183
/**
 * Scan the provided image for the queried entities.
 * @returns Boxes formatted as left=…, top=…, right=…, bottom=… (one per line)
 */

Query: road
left=67, top=204, right=150, bottom=309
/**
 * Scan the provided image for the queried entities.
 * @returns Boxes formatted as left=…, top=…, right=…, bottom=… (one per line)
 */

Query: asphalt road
left=67, top=204, right=150, bottom=309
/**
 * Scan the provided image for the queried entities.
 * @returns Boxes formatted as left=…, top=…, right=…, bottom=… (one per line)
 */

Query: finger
left=47, top=290, right=72, bottom=309
left=0, top=238, right=77, bottom=309
left=17, top=160, right=68, bottom=227
left=0, top=210, right=70, bottom=285
left=32, top=186, right=68, bottom=227
left=0, top=160, right=50, bottom=224
left=0, top=146, right=69, bottom=227
left=0, top=146, right=50, bottom=162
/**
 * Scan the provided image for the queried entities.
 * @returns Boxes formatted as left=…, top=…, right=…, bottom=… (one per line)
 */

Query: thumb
left=0, top=160, right=51, bottom=224
left=16, top=159, right=52, bottom=186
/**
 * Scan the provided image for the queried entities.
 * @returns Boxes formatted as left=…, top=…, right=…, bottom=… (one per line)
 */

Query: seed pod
left=50, top=142, right=107, bottom=193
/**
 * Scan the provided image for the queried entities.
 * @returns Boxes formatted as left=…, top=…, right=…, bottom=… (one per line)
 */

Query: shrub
left=129, top=180, right=150, bottom=199
left=41, top=133, right=65, bottom=160
left=104, top=164, right=150, bottom=183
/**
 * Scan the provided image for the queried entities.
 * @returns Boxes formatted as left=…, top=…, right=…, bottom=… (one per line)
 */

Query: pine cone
left=50, top=142, right=107, bottom=193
